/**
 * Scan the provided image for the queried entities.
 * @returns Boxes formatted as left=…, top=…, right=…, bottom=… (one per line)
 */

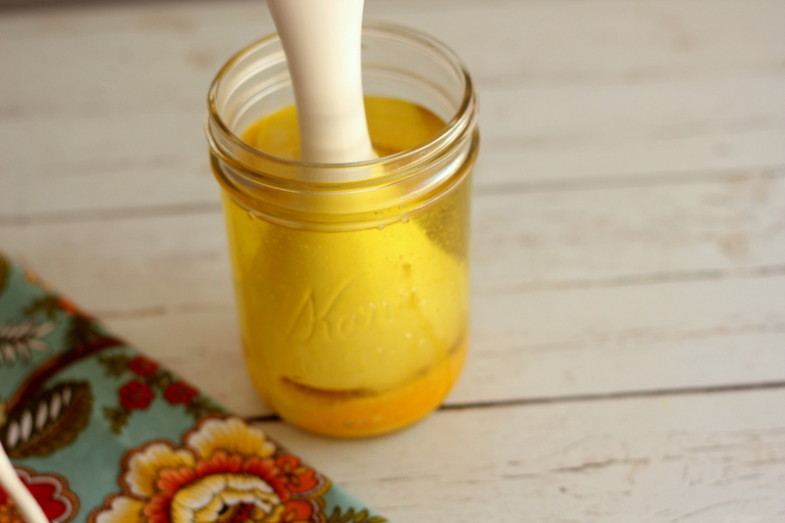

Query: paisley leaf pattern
left=66, top=314, right=101, bottom=350
left=1, top=381, right=92, bottom=459
left=0, top=321, right=55, bottom=366
left=24, top=294, right=64, bottom=320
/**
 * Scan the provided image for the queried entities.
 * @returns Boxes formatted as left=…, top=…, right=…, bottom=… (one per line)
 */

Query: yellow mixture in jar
left=223, top=97, right=469, bottom=436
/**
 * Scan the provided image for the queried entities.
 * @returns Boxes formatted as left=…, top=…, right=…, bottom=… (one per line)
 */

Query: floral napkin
left=0, top=253, right=388, bottom=523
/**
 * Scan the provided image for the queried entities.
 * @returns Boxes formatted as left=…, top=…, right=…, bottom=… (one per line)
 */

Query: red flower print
left=0, top=467, right=78, bottom=523
left=127, top=356, right=158, bottom=377
left=118, top=380, right=155, bottom=411
left=163, top=380, right=197, bottom=405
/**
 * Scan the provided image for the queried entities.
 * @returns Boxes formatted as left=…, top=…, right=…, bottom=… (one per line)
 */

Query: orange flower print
left=276, top=455, right=320, bottom=494
left=89, top=416, right=329, bottom=523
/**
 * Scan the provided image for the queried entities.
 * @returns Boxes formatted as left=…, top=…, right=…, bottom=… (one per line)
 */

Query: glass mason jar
left=206, top=23, right=478, bottom=437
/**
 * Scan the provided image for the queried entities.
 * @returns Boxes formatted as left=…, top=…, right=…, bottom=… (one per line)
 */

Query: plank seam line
left=473, top=163, right=785, bottom=196
left=439, top=380, right=785, bottom=412
left=0, top=0, right=216, bottom=13
left=480, top=264, right=785, bottom=295
left=245, top=380, right=785, bottom=424
left=0, top=201, right=222, bottom=227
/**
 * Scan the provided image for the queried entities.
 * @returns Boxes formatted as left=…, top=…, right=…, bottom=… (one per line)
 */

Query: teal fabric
left=0, top=254, right=387, bottom=523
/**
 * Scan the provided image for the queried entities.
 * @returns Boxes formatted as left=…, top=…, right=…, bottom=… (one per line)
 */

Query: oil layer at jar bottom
left=224, top=97, right=469, bottom=436
left=257, top=335, right=467, bottom=437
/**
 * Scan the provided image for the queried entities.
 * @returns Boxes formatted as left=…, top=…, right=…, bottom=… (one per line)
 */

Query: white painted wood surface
left=2, top=0, right=785, bottom=521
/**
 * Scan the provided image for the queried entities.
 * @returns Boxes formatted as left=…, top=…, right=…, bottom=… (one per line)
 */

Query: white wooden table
left=3, top=0, right=785, bottom=520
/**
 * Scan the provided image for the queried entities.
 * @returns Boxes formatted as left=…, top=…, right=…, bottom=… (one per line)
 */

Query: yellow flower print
left=89, top=416, right=328, bottom=523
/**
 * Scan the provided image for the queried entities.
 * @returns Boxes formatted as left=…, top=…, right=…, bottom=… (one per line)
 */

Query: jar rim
left=206, top=22, right=477, bottom=185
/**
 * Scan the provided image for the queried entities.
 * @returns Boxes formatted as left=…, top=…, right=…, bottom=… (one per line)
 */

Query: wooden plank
left=259, top=388, right=785, bottom=522
left=474, top=171, right=785, bottom=292
left=3, top=75, right=785, bottom=216
left=4, top=175, right=784, bottom=310
left=2, top=0, right=784, bottom=90
left=393, top=0, right=785, bottom=88
left=462, top=276, right=785, bottom=403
